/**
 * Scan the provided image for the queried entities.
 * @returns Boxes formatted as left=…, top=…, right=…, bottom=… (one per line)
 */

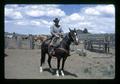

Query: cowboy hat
left=53, top=18, right=60, bottom=22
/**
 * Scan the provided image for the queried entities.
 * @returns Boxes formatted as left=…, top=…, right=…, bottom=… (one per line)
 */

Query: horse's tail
left=40, top=42, right=46, bottom=65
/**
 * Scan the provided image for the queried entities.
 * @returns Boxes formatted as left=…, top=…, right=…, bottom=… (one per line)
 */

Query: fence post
left=84, top=40, right=87, bottom=49
left=99, top=40, right=101, bottom=49
left=17, top=35, right=21, bottom=49
left=12, top=32, right=17, bottom=40
left=104, top=34, right=110, bottom=53
left=5, top=37, right=8, bottom=49
left=29, top=34, right=34, bottom=49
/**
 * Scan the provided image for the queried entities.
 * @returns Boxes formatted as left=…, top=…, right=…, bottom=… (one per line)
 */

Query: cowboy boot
left=49, top=45, right=55, bottom=56
left=51, top=47, right=55, bottom=55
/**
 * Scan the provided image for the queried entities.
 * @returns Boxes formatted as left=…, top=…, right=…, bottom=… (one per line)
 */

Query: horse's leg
left=56, top=57, right=61, bottom=77
left=40, top=62, right=43, bottom=72
left=61, top=57, right=67, bottom=76
left=40, top=50, right=46, bottom=73
left=48, top=55, right=53, bottom=72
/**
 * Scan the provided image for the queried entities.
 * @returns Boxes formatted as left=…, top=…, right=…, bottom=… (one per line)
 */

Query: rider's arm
left=59, top=27, right=64, bottom=36
left=50, top=26, right=58, bottom=37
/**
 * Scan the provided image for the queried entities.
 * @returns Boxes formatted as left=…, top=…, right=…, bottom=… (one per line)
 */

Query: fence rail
left=78, top=33, right=115, bottom=48
left=5, top=32, right=115, bottom=50
left=5, top=33, right=41, bottom=49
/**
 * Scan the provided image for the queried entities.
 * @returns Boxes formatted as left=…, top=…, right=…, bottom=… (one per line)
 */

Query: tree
left=83, top=28, right=88, bottom=33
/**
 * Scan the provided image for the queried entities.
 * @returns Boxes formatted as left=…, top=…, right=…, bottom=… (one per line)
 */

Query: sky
left=5, top=4, right=115, bottom=35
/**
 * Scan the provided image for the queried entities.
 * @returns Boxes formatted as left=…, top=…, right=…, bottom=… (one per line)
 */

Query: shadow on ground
left=43, top=68, right=78, bottom=77
left=88, top=49, right=110, bottom=54
left=5, top=53, right=8, bottom=57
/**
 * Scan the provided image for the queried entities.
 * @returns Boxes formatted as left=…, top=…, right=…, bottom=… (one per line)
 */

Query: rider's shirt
left=50, top=24, right=63, bottom=36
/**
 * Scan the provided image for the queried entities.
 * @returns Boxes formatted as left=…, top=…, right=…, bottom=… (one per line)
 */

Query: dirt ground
left=5, top=44, right=115, bottom=79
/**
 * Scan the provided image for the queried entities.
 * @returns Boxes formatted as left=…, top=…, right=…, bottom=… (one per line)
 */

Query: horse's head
left=69, top=28, right=79, bottom=45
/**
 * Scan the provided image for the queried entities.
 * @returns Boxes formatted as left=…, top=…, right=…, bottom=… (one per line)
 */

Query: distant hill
left=76, top=29, right=84, bottom=34
left=5, top=32, right=31, bottom=36
left=76, top=29, right=90, bottom=34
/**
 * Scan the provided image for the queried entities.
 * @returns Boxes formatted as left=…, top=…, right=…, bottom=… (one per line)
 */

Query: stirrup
left=51, top=51, right=55, bottom=56
left=49, top=51, right=55, bottom=56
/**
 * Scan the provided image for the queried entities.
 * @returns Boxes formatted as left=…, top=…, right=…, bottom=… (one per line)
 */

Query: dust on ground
left=5, top=44, right=115, bottom=79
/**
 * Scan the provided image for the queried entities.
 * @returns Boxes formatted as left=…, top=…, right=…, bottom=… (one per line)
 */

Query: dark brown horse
left=40, top=28, right=79, bottom=77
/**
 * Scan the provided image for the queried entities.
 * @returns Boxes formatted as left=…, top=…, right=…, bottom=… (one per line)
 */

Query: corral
left=5, top=32, right=115, bottom=79
left=5, top=32, right=115, bottom=50
left=5, top=32, right=48, bottom=49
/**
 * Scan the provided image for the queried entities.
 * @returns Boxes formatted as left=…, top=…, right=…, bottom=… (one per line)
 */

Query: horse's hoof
left=56, top=74, right=59, bottom=77
left=61, top=70, right=64, bottom=76
left=40, top=67, right=43, bottom=72
left=61, top=74, right=64, bottom=77
left=56, top=70, right=59, bottom=77
left=50, top=68, right=54, bottom=72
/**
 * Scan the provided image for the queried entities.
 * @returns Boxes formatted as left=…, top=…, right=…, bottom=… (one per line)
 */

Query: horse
left=21, top=35, right=29, bottom=40
left=40, top=28, right=79, bottom=77
left=34, top=35, right=47, bottom=43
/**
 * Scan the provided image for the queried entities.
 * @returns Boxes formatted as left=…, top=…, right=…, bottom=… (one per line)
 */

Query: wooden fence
left=5, top=33, right=41, bottom=49
left=84, top=39, right=110, bottom=53
left=78, top=33, right=115, bottom=48
left=5, top=32, right=115, bottom=51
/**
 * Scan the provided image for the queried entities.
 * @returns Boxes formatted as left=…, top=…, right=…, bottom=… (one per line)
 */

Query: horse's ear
left=69, top=28, right=72, bottom=32
left=74, top=28, right=76, bottom=32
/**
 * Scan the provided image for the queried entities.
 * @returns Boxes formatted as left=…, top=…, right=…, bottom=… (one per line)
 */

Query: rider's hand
left=55, top=34, right=59, bottom=37
left=58, top=33, right=62, bottom=35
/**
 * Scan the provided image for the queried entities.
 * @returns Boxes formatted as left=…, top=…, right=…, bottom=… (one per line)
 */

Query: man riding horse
left=49, top=18, right=71, bottom=56
left=40, top=26, right=79, bottom=76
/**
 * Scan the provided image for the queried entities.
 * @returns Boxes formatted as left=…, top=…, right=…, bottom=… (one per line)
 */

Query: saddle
left=48, top=36, right=63, bottom=56
left=51, top=36, right=63, bottom=46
